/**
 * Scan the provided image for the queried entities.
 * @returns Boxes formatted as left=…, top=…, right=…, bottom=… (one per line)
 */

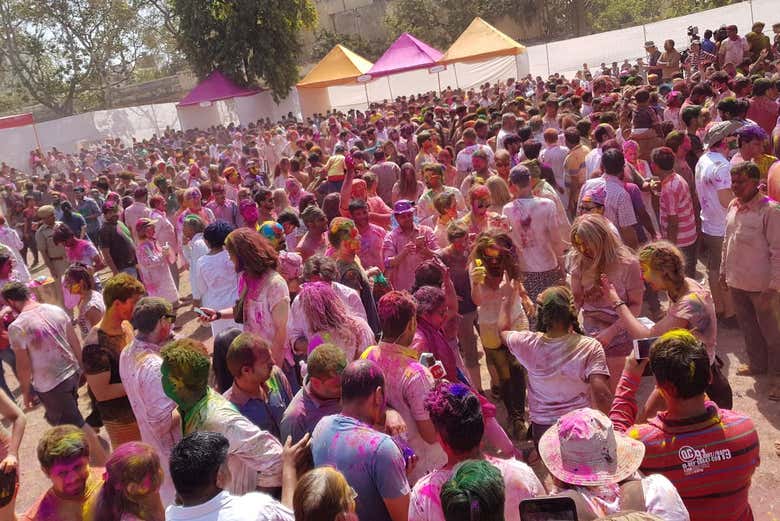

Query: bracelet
left=611, top=300, right=626, bottom=310
left=215, top=311, right=222, bottom=320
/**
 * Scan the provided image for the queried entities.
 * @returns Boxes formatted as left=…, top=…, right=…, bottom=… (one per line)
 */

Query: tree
left=587, top=0, right=732, bottom=33
left=172, top=0, right=316, bottom=101
left=311, top=29, right=389, bottom=62
left=0, top=0, right=149, bottom=116
left=384, top=0, right=536, bottom=50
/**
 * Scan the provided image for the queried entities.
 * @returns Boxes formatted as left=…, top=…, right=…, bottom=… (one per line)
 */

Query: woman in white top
left=195, top=221, right=240, bottom=338
left=63, top=263, right=105, bottom=338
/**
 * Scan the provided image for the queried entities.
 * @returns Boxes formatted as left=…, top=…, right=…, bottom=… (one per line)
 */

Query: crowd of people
left=0, top=17, right=776, bottom=521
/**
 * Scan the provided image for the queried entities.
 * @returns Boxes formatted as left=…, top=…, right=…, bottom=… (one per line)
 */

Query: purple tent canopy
left=366, top=33, right=443, bottom=78
left=178, top=71, right=262, bottom=107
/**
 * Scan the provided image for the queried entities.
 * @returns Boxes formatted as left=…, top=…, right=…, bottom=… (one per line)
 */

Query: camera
left=687, top=26, right=699, bottom=38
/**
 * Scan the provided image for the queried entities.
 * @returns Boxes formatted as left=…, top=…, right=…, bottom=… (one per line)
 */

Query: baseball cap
left=130, top=297, right=173, bottom=334
left=392, top=200, right=415, bottom=215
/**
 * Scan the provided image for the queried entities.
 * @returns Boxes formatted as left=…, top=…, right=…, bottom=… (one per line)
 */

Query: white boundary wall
left=526, top=0, right=780, bottom=78
left=1, top=0, right=777, bottom=167
left=0, top=103, right=181, bottom=171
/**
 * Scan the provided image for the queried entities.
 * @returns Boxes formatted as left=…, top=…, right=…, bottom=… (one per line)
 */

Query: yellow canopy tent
left=439, top=17, right=528, bottom=89
left=297, top=44, right=380, bottom=116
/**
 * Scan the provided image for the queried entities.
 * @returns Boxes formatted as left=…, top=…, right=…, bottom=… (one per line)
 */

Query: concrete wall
left=310, top=0, right=392, bottom=41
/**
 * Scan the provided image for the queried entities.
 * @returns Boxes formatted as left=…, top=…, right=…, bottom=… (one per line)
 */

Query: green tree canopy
left=172, top=0, right=316, bottom=101
left=587, top=0, right=733, bottom=33
left=311, top=29, right=388, bottom=63
left=384, top=0, right=533, bottom=50
left=0, top=0, right=150, bottom=116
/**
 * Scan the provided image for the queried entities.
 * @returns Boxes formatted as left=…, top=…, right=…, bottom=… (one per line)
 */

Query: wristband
left=215, top=311, right=222, bottom=320
left=611, top=300, right=626, bottom=310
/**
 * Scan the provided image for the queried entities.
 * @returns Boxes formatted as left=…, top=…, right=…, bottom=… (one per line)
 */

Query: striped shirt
left=660, top=173, right=698, bottom=247
left=610, top=372, right=760, bottom=521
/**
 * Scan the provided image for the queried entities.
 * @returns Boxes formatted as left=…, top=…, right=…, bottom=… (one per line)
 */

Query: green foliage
left=384, top=0, right=533, bottom=50
left=172, top=0, right=317, bottom=102
left=0, top=0, right=150, bottom=116
left=311, top=29, right=389, bottom=62
left=587, top=0, right=732, bottom=33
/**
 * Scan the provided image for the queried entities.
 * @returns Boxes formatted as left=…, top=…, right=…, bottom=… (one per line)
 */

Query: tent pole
left=453, top=64, right=460, bottom=89
left=364, top=83, right=370, bottom=109
left=386, top=76, right=394, bottom=101
left=31, top=121, right=43, bottom=153
left=437, top=72, right=442, bottom=95
left=515, top=54, right=521, bottom=79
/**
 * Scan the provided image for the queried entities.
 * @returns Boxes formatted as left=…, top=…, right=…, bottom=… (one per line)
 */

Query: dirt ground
left=8, top=264, right=780, bottom=518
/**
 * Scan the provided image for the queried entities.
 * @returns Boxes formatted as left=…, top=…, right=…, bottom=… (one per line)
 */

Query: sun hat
left=581, top=186, right=607, bottom=207
left=392, top=199, right=415, bottom=215
left=36, top=205, right=55, bottom=219
left=703, top=120, right=743, bottom=149
left=539, top=408, right=645, bottom=487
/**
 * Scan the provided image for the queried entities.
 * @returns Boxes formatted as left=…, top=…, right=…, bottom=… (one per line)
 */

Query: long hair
left=535, top=286, right=585, bottom=334
left=93, top=442, right=163, bottom=521
left=638, top=241, right=687, bottom=294
left=398, top=162, right=418, bottom=196
left=568, top=214, right=635, bottom=279
left=224, top=227, right=278, bottom=278
left=297, top=282, right=358, bottom=349
left=470, top=230, right=521, bottom=281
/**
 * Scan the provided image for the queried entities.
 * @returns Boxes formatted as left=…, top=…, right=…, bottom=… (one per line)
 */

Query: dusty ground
left=9, top=264, right=780, bottom=518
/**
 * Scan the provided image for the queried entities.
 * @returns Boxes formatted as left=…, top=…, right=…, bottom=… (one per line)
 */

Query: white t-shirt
left=8, top=303, right=78, bottom=393
left=410, top=456, right=545, bottom=521
left=505, top=331, right=609, bottom=425
left=540, top=144, right=570, bottom=189
left=165, top=490, right=294, bottom=521
left=695, top=151, right=732, bottom=237
left=585, top=147, right=603, bottom=178
left=503, top=197, right=562, bottom=272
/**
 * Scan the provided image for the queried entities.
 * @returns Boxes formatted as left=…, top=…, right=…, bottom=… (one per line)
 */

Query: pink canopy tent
left=367, top=33, right=443, bottom=77
left=363, top=33, right=448, bottom=97
left=178, top=71, right=261, bottom=107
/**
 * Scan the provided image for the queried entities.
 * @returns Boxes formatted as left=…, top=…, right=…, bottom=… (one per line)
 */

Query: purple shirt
left=207, top=199, right=239, bottom=227
left=312, top=414, right=409, bottom=521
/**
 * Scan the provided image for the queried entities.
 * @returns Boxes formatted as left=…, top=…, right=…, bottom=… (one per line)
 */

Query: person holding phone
left=609, top=331, right=758, bottom=521
left=538, top=407, right=688, bottom=520
left=382, top=200, right=437, bottom=292
left=600, top=240, right=732, bottom=409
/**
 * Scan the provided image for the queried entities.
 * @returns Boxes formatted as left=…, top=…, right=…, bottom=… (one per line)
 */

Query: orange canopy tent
left=297, top=45, right=386, bottom=116
left=438, top=18, right=528, bottom=88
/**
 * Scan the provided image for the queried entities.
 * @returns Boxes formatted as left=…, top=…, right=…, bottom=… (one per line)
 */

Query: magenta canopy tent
left=178, top=71, right=262, bottom=107
left=366, top=33, right=443, bottom=78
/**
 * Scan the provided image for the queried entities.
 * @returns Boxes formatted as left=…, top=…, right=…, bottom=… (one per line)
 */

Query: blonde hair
left=638, top=240, right=687, bottom=293
left=485, top=176, right=511, bottom=209
left=293, top=467, right=354, bottom=521
left=569, top=214, right=634, bottom=277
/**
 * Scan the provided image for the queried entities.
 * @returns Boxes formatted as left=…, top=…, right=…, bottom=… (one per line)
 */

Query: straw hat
left=539, top=408, right=645, bottom=487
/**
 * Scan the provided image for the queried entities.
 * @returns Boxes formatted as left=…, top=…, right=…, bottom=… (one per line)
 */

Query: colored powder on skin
left=48, top=432, right=88, bottom=460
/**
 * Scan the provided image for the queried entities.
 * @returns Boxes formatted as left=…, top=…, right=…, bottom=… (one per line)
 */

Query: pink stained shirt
left=409, top=456, right=544, bottom=521
left=382, top=224, right=437, bottom=291
left=505, top=331, right=610, bottom=425
left=659, top=173, right=698, bottom=247
left=361, top=342, right=447, bottom=484
left=356, top=223, right=387, bottom=271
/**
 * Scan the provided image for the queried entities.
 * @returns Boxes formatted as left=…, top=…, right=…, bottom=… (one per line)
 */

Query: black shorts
left=38, top=373, right=85, bottom=428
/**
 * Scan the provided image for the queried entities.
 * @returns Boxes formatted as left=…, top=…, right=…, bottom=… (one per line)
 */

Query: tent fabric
left=297, top=45, right=373, bottom=89
left=440, top=17, right=525, bottom=65
left=0, top=113, right=34, bottom=130
left=367, top=33, right=443, bottom=78
left=178, top=71, right=261, bottom=107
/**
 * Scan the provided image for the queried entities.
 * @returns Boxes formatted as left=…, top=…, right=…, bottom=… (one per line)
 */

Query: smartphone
left=633, top=337, right=658, bottom=360
left=193, top=307, right=209, bottom=319
left=520, top=497, right=578, bottom=521
left=633, top=337, right=658, bottom=376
